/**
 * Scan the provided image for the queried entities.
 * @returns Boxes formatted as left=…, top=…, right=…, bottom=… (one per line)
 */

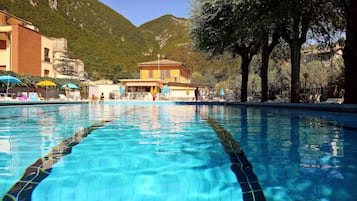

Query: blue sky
left=99, top=0, right=192, bottom=27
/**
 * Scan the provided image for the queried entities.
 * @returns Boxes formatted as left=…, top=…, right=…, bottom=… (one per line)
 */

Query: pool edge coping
left=1, top=100, right=356, bottom=113
left=227, top=102, right=357, bottom=113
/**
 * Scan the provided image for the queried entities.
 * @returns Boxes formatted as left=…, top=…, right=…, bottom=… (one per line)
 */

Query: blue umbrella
left=119, top=85, right=124, bottom=94
left=220, top=88, right=225, bottom=96
left=61, top=83, right=78, bottom=89
left=161, top=84, right=169, bottom=95
left=0, top=75, right=21, bottom=93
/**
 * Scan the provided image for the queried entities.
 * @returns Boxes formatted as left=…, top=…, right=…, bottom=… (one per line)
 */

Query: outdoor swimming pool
left=1, top=102, right=357, bottom=201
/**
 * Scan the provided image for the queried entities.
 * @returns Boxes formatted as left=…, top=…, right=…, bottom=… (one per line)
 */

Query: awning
left=125, top=82, right=159, bottom=87
left=120, top=79, right=163, bottom=87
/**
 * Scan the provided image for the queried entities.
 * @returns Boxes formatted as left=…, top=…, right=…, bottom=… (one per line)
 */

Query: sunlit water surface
left=0, top=103, right=356, bottom=201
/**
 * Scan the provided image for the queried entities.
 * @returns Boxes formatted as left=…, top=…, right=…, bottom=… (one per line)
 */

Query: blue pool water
left=0, top=103, right=357, bottom=201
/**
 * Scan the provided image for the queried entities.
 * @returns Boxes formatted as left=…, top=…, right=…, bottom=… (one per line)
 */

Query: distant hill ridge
left=0, top=0, right=191, bottom=80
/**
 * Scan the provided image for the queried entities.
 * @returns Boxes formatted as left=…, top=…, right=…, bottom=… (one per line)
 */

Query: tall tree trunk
left=343, top=0, right=357, bottom=104
left=260, top=32, right=279, bottom=102
left=260, top=36, right=269, bottom=102
left=290, top=40, right=301, bottom=103
left=281, top=1, right=308, bottom=103
left=240, top=54, right=251, bottom=102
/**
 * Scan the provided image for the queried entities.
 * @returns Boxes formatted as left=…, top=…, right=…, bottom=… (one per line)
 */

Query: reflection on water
left=0, top=104, right=357, bottom=201
left=207, top=106, right=357, bottom=201
left=0, top=104, right=93, bottom=196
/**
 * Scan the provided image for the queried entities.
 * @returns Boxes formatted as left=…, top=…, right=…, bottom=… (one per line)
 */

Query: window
left=44, top=70, right=50, bottom=77
left=148, top=70, right=153, bottom=78
left=165, top=70, right=170, bottom=79
left=44, top=48, right=50, bottom=62
left=0, top=40, right=6, bottom=49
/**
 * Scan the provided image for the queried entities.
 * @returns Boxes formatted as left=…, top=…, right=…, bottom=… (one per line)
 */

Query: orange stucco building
left=0, top=10, right=42, bottom=76
left=11, top=25, right=42, bottom=76
left=0, top=10, right=83, bottom=78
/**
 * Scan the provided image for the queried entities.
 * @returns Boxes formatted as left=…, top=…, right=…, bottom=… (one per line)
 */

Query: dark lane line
left=2, top=120, right=111, bottom=201
left=2, top=108, right=138, bottom=201
left=198, top=109, right=266, bottom=201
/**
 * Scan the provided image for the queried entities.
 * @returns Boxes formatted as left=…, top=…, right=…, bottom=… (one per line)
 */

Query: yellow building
left=119, top=59, right=207, bottom=100
left=139, top=59, right=191, bottom=83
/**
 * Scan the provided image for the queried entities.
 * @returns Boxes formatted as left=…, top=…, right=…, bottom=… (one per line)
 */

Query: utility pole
left=157, top=54, right=160, bottom=80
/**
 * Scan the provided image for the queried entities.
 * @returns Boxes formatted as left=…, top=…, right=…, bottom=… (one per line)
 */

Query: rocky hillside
left=0, top=0, right=194, bottom=80
left=139, top=15, right=190, bottom=54
left=1, top=0, right=238, bottom=89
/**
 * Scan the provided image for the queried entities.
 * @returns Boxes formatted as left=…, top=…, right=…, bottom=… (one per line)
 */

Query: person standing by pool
left=150, top=86, right=157, bottom=101
left=90, top=94, right=97, bottom=103
left=194, top=87, right=200, bottom=102
left=99, top=92, right=104, bottom=104
left=65, top=87, right=69, bottom=101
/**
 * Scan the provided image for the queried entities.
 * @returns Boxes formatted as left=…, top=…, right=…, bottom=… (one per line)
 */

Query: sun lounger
left=323, top=98, right=344, bottom=104
left=59, top=94, right=67, bottom=101
left=17, top=93, right=28, bottom=101
left=28, top=92, right=40, bottom=101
